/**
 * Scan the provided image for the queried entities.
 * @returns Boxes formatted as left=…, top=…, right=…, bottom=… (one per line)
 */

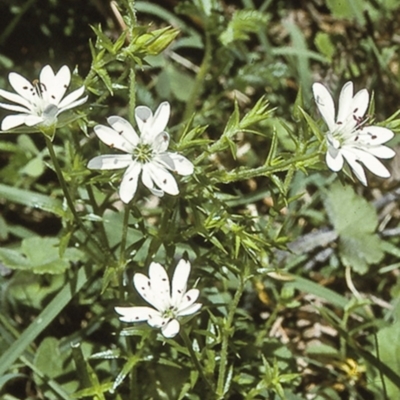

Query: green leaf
left=314, top=32, right=335, bottom=61
left=0, top=183, right=66, bottom=217
left=324, top=182, right=384, bottom=274
left=0, top=237, right=83, bottom=274
left=0, top=265, right=90, bottom=376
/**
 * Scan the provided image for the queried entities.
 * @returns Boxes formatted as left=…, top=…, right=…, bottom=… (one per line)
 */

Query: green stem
left=180, top=328, right=214, bottom=392
left=216, top=277, right=245, bottom=398
left=45, top=137, right=108, bottom=260
left=128, top=64, right=136, bottom=125
left=218, top=151, right=320, bottom=183
left=119, top=204, right=131, bottom=298
left=181, top=28, right=212, bottom=130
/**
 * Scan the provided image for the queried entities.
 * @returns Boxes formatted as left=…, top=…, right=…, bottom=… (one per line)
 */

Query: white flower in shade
left=0, top=65, right=87, bottom=131
left=312, top=81, right=395, bottom=185
left=115, top=260, right=201, bottom=338
left=87, top=102, right=194, bottom=203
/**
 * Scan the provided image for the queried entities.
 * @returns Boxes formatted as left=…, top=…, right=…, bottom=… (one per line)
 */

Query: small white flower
left=0, top=65, right=87, bottom=131
left=312, top=81, right=395, bottom=185
left=87, top=102, right=194, bottom=203
left=115, top=259, right=201, bottom=338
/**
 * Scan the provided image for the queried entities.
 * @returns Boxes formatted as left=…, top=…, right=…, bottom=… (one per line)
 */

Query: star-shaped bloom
left=312, top=81, right=395, bottom=185
left=115, top=260, right=201, bottom=338
left=87, top=102, right=194, bottom=203
left=0, top=65, right=87, bottom=132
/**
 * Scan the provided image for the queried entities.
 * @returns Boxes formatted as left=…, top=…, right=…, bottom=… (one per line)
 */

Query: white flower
left=0, top=65, right=87, bottom=131
left=87, top=102, right=194, bottom=203
left=115, top=260, right=201, bottom=338
left=312, top=81, right=395, bottom=185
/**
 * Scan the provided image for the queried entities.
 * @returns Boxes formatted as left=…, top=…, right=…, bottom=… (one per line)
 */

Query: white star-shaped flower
left=312, top=81, right=395, bottom=185
left=0, top=65, right=87, bottom=131
left=115, top=259, right=202, bottom=338
left=87, top=102, right=194, bottom=203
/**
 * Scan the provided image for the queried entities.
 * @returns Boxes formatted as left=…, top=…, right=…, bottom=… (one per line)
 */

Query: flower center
left=132, top=143, right=154, bottom=163
left=162, top=306, right=177, bottom=320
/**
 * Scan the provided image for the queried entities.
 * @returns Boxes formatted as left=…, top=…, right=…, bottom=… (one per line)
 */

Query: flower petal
left=177, top=302, right=202, bottom=317
left=171, top=259, right=190, bottom=305
left=136, top=102, right=170, bottom=142
left=161, top=319, right=180, bottom=338
left=0, top=101, right=30, bottom=113
left=58, top=86, right=86, bottom=110
left=357, top=126, right=394, bottom=145
left=365, top=145, right=396, bottom=159
left=133, top=272, right=159, bottom=309
left=135, top=105, right=153, bottom=139
left=152, top=131, right=170, bottom=153
left=312, top=82, right=336, bottom=132
left=87, top=154, right=132, bottom=170
left=141, top=165, right=164, bottom=197
left=341, top=149, right=368, bottom=185
left=107, top=116, right=139, bottom=147
left=93, top=124, right=136, bottom=153
left=349, top=148, right=391, bottom=179
left=9, top=72, right=36, bottom=102
left=119, top=161, right=142, bottom=203
left=148, top=262, right=171, bottom=310
left=24, top=115, right=45, bottom=126
left=146, top=163, right=179, bottom=196
left=176, top=288, right=201, bottom=316
left=151, top=101, right=170, bottom=135
left=336, top=81, right=354, bottom=123
left=148, top=314, right=169, bottom=329
left=169, top=153, right=194, bottom=176
left=115, top=306, right=158, bottom=322
left=43, top=65, right=71, bottom=104
left=0, top=89, right=33, bottom=110
left=326, top=146, right=344, bottom=172
left=1, top=114, right=28, bottom=130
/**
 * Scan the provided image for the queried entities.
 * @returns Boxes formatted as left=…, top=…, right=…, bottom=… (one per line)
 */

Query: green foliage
left=324, top=182, right=384, bottom=274
left=1, top=0, right=400, bottom=399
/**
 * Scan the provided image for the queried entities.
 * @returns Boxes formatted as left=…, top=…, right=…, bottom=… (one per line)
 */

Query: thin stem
left=345, top=265, right=362, bottom=301
left=374, top=332, right=388, bottom=400
left=119, top=204, right=131, bottom=298
left=216, top=277, right=245, bottom=399
left=45, top=137, right=108, bottom=260
left=128, top=65, right=136, bottom=125
left=180, top=328, right=214, bottom=392
left=217, top=151, right=320, bottom=183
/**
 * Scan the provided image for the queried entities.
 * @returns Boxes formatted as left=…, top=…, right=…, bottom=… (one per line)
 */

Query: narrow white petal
left=141, top=165, right=164, bottom=197
left=177, top=302, right=202, bottom=317
left=151, top=102, right=170, bottom=135
left=1, top=114, right=28, bottom=130
left=156, top=154, right=175, bottom=171
left=366, top=145, right=396, bottom=159
left=58, top=95, right=88, bottom=114
left=107, top=116, right=139, bottom=147
left=312, top=82, right=336, bottom=131
left=0, top=89, right=33, bottom=110
left=119, top=161, right=142, bottom=203
left=0, top=101, right=30, bottom=113
left=58, top=86, right=86, bottom=109
left=87, top=154, right=132, bottom=170
left=336, top=81, right=354, bottom=123
left=341, top=149, right=368, bottom=185
left=148, top=314, right=169, bottom=329
left=147, top=163, right=179, bottom=196
left=47, top=65, right=71, bottom=104
left=350, top=88, right=369, bottom=120
left=176, top=289, right=200, bottom=314
left=148, top=262, right=171, bottom=309
left=9, top=72, right=35, bottom=101
left=349, top=148, right=391, bottom=178
left=161, top=319, right=180, bottom=338
left=39, top=65, right=56, bottom=85
left=152, top=131, right=170, bottom=153
left=135, top=105, right=153, bottom=138
left=326, top=147, right=344, bottom=172
left=24, top=115, right=44, bottom=126
left=171, top=259, right=190, bottom=305
left=357, top=126, right=394, bottom=145
left=94, top=124, right=136, bottom=153
left=134, top=273, right=158, bottom=308
left=115, top=306, right=158, bottom=322
left=169, top=153, right=194, bottom=176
